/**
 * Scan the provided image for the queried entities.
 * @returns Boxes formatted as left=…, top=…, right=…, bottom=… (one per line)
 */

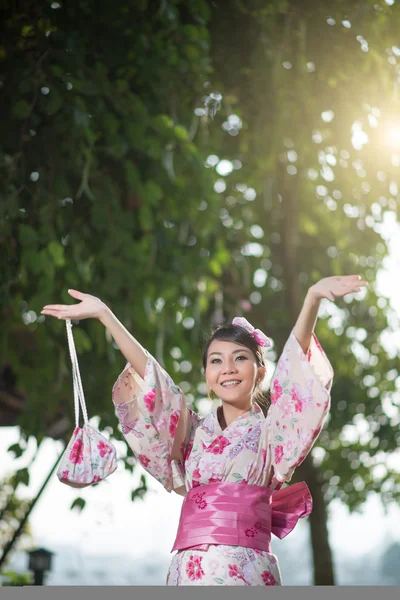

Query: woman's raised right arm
left=41, top=289, right=147, bottom=378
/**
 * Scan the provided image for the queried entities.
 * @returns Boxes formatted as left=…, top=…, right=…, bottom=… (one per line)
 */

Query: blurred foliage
left=1, top=0, right=400, bottom=582
left=0, top=569, right=33, bottom=586
left=0, top=0, right=225, bottom=454
left=0, top=474, right=33, bottom=561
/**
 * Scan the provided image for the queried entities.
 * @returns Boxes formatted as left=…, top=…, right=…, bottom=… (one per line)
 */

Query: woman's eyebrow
left=208, top=349, right=251, bottom=357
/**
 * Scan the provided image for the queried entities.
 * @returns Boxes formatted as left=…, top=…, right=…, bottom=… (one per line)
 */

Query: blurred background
left=1, top=0, right=400, bottom=586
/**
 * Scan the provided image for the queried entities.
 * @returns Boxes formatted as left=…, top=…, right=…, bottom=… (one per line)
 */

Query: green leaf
left=15, top=468, right=30, bottom=487
left=131, top=474, right=147, bottom=501
left=214, top=578, right=224, bottom=584
left=45, top=88, right=63, bottom=115
left=144, top=181, right=163, bottom=205
left=184, top=44, right=201, bottom=61
left=174, top=125, right=189, bottom=141
left=21, top=25, right=34, bottom=37
left=18, top=224, right=38, bottom=244
left=103, top=112, right=120, bottom=135
left=152, top=114, right=174, bottom=133
left=7, top=443, right=25, bottom=458
left=91, top=202, right=109, bottom=232
left=47, top=241, right=65, bottom=267
left=71, top=327, right=93, bottom=352
left=12, top=100, right=31, bottom=119
left=139, top=205, right=154, bottom=231
left=70, top=497, right=86, bottom=512
left=124, top=161, right=141, bottom=190
left=24, top=249, right=45, bottom=275
left=50, top=65, right=64, bottom=77
left=300, top=216, right=318, bottom=237
left=209, top=258, right=222, bottom=276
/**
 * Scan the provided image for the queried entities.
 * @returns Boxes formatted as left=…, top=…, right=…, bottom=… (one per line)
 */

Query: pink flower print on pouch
left=270, top=380, right=283, bottom=405
left=262, top=570, right=277, bottom=586
left=185, top=555, right=205, bottom=581
left=143, top=388, right=156, bottom=412
left=139, top=454, right=151, bottom=468
left=92, top=475, right=101, bottom=483
left=69, top=438, right=84, bottom=464
left=61, top=470, right=69, bottom=480
left=274, top=445, right=284, bottom=464
left=203, top=435, right=231, bottom=455
left=169, top=411, right=179, bottom=437
left=97, top=440, right=112, bottom=457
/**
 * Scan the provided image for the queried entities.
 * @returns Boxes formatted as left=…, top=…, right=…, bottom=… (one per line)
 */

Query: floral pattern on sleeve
left=266, top=331, right=334, bottom=483
left=112, top=354, right=200, bottom=492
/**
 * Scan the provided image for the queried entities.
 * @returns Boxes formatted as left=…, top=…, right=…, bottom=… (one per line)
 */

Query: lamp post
left=27, top=548, right=54, bottom=586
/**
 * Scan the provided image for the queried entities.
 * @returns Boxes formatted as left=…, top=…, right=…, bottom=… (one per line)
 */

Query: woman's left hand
left=309, top=275, right=368, bottom=302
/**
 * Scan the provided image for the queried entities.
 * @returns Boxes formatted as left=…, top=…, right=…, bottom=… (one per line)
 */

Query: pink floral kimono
left=112, top=331, right=333, bottom=586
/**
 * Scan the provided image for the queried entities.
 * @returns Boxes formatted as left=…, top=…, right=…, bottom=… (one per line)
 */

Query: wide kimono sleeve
left=112, top=353, right=198, bottom=494
left=266, top=331, right=334, bottom=483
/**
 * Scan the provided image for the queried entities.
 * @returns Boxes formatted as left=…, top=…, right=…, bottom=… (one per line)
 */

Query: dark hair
left=202, top=324, right=270, bottom=415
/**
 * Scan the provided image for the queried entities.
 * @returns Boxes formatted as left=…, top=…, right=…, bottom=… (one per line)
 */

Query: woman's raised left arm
left=293, top=275, right=368, bottom=354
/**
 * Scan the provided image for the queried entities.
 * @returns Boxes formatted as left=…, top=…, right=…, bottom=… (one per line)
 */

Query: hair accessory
left=232, top=317, right=271, bottom=348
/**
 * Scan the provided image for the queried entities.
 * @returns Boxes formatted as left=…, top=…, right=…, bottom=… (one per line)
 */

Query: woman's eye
left=236, top=355, right=247, bottom=361
left=211, top=358, right=221, bottom=364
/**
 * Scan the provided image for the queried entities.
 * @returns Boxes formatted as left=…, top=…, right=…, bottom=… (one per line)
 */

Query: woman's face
left=205, top=339, right=264, bottom=408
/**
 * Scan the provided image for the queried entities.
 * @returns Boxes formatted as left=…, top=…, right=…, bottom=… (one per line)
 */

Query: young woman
left=42, top=274, right=366, bottom=586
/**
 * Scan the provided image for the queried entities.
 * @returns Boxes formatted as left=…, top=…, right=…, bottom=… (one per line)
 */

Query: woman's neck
left=218, top=402, right=252, bottom=429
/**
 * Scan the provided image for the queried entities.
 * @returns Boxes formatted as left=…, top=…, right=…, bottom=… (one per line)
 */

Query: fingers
left=41, top=290, right=85, bottom=317
left=337, top=275, right=366, bottom=283
left=41, top=308, right=70, bottom=320
left=68, top=289, right=85, bottom=300
left=42, top=304, right=70, bottom=311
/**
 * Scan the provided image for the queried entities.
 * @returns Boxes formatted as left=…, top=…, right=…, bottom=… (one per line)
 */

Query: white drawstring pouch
left=57, top=319, right=118, bottom=488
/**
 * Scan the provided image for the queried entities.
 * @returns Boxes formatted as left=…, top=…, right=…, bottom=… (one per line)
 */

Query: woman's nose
left=222, top=362, right=237, bottom=374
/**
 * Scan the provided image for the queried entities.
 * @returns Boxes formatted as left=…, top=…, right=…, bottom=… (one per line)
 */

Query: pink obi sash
left=171, top=481, right=312, bottom=553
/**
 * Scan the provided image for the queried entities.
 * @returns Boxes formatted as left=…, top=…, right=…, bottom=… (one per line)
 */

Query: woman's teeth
left=221, top=381, right=241, bottom=387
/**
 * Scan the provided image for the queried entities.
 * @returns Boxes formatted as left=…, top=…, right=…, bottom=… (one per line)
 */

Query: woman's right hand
left=41, top=289, right=108, bottom=321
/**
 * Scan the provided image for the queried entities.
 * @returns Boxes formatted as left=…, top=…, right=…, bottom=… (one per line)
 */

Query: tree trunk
left=279, top=174, right=336, bottom=585
left=295, top=457, right=336, bottom=585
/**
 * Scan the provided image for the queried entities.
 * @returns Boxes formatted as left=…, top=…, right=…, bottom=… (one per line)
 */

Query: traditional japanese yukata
left=112, top=330, right=333, bottom=586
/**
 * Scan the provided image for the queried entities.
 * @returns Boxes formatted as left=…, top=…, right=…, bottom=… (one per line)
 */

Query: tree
left=203, top=0, right=400, bottom=584
left=0, top=0, right=227, bottom=441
